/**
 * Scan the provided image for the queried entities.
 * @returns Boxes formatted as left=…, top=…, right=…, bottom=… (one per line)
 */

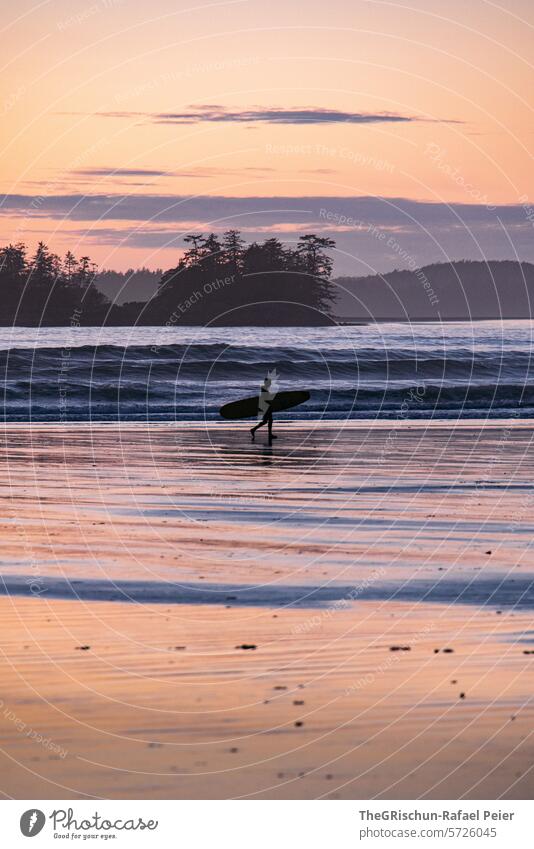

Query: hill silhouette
left=95, top=267, right=162, bottom=305
left=334, top=260, right=534, bottom=321
left=2, top=243, right=533, bottom=326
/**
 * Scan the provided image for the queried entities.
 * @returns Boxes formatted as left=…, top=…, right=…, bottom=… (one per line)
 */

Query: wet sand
left=0, top=421, right=533, bottom=799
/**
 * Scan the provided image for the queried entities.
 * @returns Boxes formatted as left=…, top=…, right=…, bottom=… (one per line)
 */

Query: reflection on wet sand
left=0, top=422, right=533, bottom=799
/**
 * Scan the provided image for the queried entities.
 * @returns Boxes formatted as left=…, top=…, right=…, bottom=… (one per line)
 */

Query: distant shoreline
left=1, top=316, right=534, bottom=329
left=335, top=316, right=534, bottom=324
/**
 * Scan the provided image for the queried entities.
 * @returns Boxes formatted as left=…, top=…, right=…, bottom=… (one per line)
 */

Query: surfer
left=219, top=369, right=308, bottom=436
left=250, top=375, right=278, bottom=444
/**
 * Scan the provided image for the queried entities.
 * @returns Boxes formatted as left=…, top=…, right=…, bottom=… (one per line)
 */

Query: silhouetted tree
left=30, top=241, right=61, bottom=285
left=0, top=241, right=110, bottom=326
left=0, top=243, right=26, bottom=282
left=0, top=233, right=337, bottom=326
left=297, top=235, right=336, bottom=277
left=182, top=234, right=206, bottom=266
left=0, top=243, right=27, bottom=320
left=150, top=230, right=337, bottom=325
left=222, top=230, right=245, bottom=275
left=63, top=251, right=77, bottom=281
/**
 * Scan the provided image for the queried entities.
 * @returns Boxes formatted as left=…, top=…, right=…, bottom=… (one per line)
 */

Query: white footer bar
left=3, top=799, right=531, bottom=848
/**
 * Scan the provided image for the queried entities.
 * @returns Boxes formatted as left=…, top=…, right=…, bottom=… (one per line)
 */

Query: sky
left=2, top=0, right=534, bottom=275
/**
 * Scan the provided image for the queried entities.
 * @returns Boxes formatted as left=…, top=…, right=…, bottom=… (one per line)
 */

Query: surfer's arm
left=259, top=389, right=271, bottom=406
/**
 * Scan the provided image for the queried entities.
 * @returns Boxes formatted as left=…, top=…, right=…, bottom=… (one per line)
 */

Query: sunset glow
left=2, top=0, right=534, bottom=273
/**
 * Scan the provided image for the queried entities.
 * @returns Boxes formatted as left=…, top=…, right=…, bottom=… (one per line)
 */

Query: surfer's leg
left=251, top=414, right=267, bottom=440
left=250, top=422, right=262, bottom=440
left=268, top=412, right=277, bottom=443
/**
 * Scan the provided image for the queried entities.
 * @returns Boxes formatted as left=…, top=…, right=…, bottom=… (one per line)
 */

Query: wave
left=1, top=334, right=533, bottom=421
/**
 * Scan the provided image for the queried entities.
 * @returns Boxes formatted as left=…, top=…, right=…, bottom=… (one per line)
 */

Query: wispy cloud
left=97, top=105, right=438, bottom=126
left=67, top=165, right=276, bottom=181
left=0, top=193, right=522, bottom=226
left=3, top=194, right=532, bottom=273
left=72, top=167, right=170, bottom=177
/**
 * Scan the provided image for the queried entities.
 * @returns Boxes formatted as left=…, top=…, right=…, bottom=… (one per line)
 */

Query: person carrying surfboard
left=251, top=371, right=278, bottom=444
left=218, top=372, right=309, bottom=433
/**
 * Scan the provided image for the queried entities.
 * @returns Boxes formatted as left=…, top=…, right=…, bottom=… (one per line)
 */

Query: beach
left=0, top=421, right=533, bottom=800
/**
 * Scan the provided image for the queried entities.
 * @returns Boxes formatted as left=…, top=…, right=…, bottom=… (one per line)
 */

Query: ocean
left=1, top=320, right=533, bottom=421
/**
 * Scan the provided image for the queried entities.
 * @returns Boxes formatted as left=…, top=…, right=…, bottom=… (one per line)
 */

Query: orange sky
left=2, top=0, right=534, bottom=273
